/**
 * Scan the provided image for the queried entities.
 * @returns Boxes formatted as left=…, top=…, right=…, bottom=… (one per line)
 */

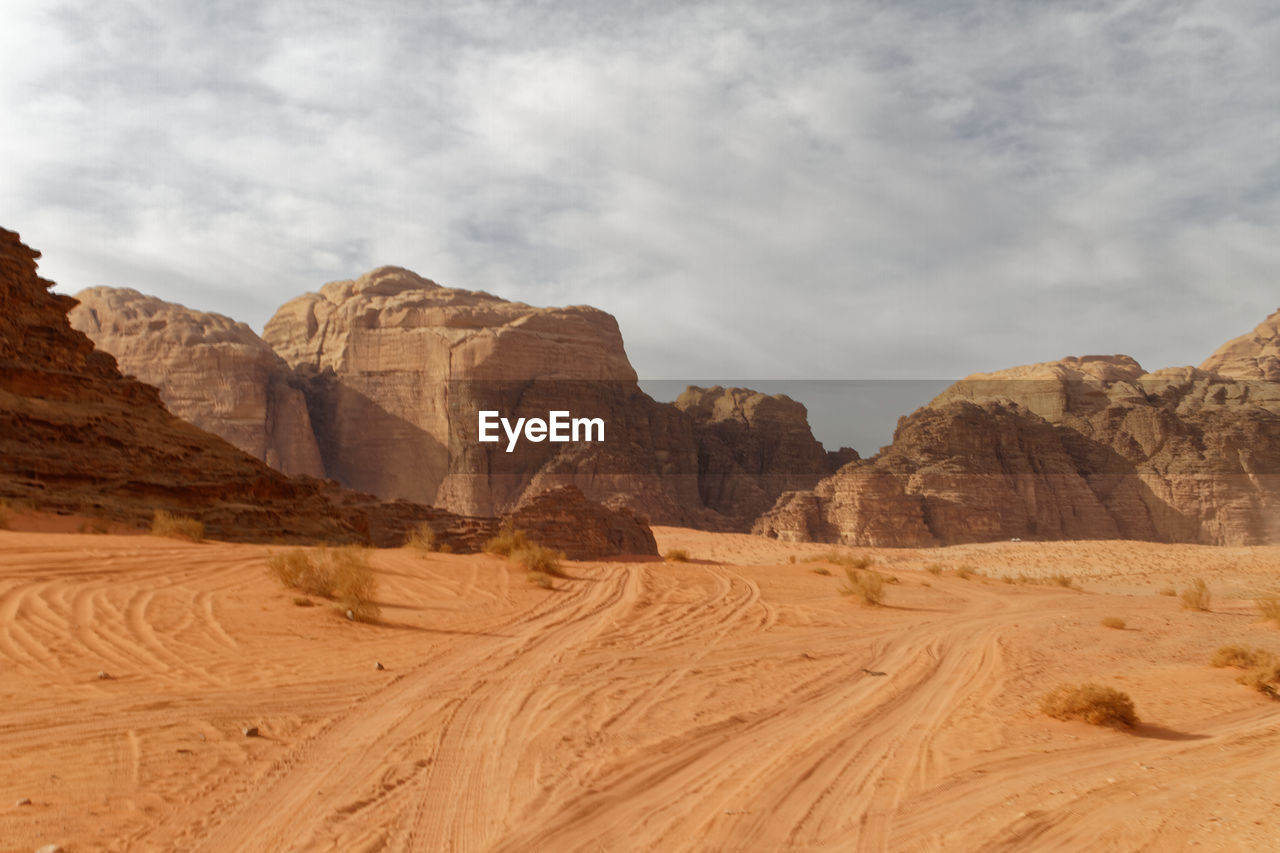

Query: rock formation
left=1, top=227, right=658, bottom=556
left=69, top=288, right=324, bottom=476
left=756, top=354, right=1280, bottom=547
left=502, top=485, right=658, bottom=559
left=674, top=385, right=856, bottom=530
left=1200, top=307, right=1280, bottom=382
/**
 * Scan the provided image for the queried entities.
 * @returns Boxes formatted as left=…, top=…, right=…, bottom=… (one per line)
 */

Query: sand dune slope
left=2, top=527, right=1278, bottom=851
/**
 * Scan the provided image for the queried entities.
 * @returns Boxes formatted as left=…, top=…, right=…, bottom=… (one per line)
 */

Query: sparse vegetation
left=811, top=567, right=832, bottom=576
left=807, top=551, right=873, bottom=569
left=664, top=548, right=690, bottom=563
left=924, top=563, right=944, bottom=576
left=1180, top=577, right=1211, bottom=611
left=839, top=567, right=885, bottom=606
left=528, top=571, right=555, bottom=589
left=1100, top=617, right=1126, bottom=630
left=1256, top=595, right=1280, bottom=624
left=955, top=566, right=973, bottom=581
left=486, top=526, right=567, bottom=581
left=292, top=596, right=314, bottom=607
left=151, top=510, right=205, bottom=542
left=1211, top=645, right=1279, bottom=699
left=1039, top=683, right=1138, bottom=728
left=267, top=546, right=380, bottom=622
left=485, top=525, right=532, bottom=557
left=1158, top=586, right=1177, bottom=597
left=406, top=522, right=439, bottom=553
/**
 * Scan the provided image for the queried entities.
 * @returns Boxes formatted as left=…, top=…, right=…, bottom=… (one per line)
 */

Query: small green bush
left=1040, top=683, right=1138, bottom=727
left=151, top=510, right=205, bottom=542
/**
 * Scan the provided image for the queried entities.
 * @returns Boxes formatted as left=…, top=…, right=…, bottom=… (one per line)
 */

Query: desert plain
left=2, top=510, right=1278, bottom=852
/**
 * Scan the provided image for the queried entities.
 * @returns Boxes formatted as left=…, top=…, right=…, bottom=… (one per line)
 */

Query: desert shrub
left=528, top=571, right=554, bottom=589
left=1211, top=645, right=1280, bottom=698
left=1100, top=617, right=1126, bottom=630
left=512, top=544, right=567, bottom=578
left=664, top=548, right=690, bottom=563
left=1180, top=577, right=1211, bottom=611
left=811, top=567, right=832, bottom=576
left=788, top=555, right=796, bottom=564
left=292, top=596, right=314, bottom=607
left=1049, top=574, right=1077, bottom=588
left=1256, top=596, right=1280, bottom=623
left=1157, top=587, right=1177, bottom=597
left=839, top=567, right=885, bottom=606
left=269, top=549, right=328, bottom=595
left=1211, top=645, right=1264, bottom=669
left=151, top=510, right=205, bottom=542
left=925, top=563, right=944, bottom=576
left=406, top=522, right=439, bottom=553
left=1040, top=683, right=1138, bottom=727
left=268, top=547, right=379, bottom=621
left=485, top=525, right=531, bottom=557
left=955, top=566, right=973, bottom=580
left=807, top=552, right=873, bottom=569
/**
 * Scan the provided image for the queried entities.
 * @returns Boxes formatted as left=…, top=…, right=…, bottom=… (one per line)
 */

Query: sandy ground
left=1, top=514, right=1279, bottom=852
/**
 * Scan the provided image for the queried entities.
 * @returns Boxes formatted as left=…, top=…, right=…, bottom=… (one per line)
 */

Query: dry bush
left=925, top=563, right=944, bottom=576
left=1256, top=596, right=1280, bottom=624
left=1157, top=586, right=1177, bottom=597
left=512, top=544, right=567, bottom=578
left=807, top=552, right=873, bottom=569
left=292, top=596, right=314, bottom=607
left=406, top=522, right=439, bottom=554
left=1040, top=683, right=1138, bottom=728
left=485, top=526, right=531, bottom=557
left=1211, top=645, right=1263, bottom=669
left=1210, top=645, right=1279, bottom=699
left=1049, top=574, right=1077, bottom=588
left=955, top=566, right=973, bottom=580
left=839, top=567, right=885, bottom=606
left=1180, top=577, right=1211, bottom=611
left=811, top=567, right=832, bottom=576
left=1100, top=617, right=1126, bottom=630
left=528, top=571, right=554, bottom=589
left=664, top=548, right=690, bottom=563
left=151, top=510, right=205, bottom=542
left=788, top=555, right=796, bottom=564
left=268, top=547, right=379, bottom=622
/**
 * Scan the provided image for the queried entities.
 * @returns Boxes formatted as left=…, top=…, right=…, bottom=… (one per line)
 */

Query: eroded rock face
left=1201, top=308, right=1280, bottom=381
left=756, top=353, right=1280, bottom=547
left=502, top=485, right=658, bottom=559
left=69, top=288, right=324, bottom=477
left=262, top=268, right=744, bottom=526
left=0, top=228, right=532, bottom=551
left=675, top=385, right=852, bottom=530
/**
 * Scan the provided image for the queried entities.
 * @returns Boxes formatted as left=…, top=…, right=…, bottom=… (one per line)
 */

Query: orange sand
left=2, top=519, right=1278, bottom=851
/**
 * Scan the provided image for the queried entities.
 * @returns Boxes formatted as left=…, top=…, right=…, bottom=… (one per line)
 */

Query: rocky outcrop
left=756, top=354, right=1280, bottom=546
left=502, top=485, right=658, bottom=559
left=261, top=268, right=833, bottom=528
left=674, top=385, right=854, bottom=530
left=1201, top=307, right=1280, bottom=382
left=69, top=288, right=324, bottom=477
left=0, top=227, right=635, bottom=556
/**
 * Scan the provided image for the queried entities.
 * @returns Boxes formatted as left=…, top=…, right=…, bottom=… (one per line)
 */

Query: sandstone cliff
left=1, top=227, right=656, bottom=556
left=69, top=287, right=324, bottom=477
left=674, top=385, right=854, bottom=530
left=756, top=354, right=1280, bottom=547
left=260, top=268, right=833, bottom=527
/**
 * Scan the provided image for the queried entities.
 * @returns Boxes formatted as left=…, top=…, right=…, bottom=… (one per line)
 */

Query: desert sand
left=2, top=515, right=1278, bottom=851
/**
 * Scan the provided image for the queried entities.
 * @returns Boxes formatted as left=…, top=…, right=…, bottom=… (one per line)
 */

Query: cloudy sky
left=3, top=0, right=1279, bottom=443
